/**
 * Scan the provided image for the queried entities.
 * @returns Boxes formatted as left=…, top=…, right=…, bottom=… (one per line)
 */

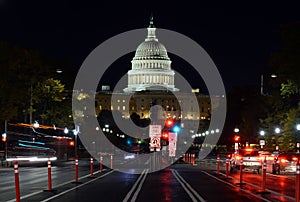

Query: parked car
left=272, top=152, right=300, bottom=174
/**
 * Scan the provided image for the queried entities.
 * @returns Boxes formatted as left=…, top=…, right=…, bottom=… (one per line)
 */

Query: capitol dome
left=134, top=40, right=169, bottom=60
left=124, top=16, right=178, bottom=92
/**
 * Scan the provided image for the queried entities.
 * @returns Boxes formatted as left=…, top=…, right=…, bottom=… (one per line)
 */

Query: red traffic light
left=162, top=132, right=169, bottom=140
left=234, top=135, right=240, bottom=142
left=165, top=118, right=174, bottom=127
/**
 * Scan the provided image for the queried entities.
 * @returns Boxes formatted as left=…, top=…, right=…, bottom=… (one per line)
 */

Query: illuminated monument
left=124, top=16, right=178, bottom=92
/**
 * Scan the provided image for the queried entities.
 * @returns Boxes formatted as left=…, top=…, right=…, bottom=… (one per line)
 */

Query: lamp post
left=72, top=127, right=79, bottom=158
left=5, top=120, right=7, bottom=160
left=259, top=130, right=265, bottom=149
left=260, top=74, right=277, bottom=95
left=296, top=124, right=300, bottom=153
left=274, top=127, right=280, bottom=151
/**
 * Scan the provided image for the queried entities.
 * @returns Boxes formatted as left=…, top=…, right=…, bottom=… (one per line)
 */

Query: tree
left=0, top=41, right=71, bottom=131
left=32, top=78, right=68, bottom=125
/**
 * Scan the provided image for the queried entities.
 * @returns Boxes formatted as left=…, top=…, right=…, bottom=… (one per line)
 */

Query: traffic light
left=234, top=135, right=240, bottom=142
left=161, top=131, right=169, bottom=146
left=162, top=131, right=169, bottom=140
left=69, top=141, right=75, bottom=146
left=1, top=133, right=6, bottom=142
left=165, top=118, right=174, bottom=127
left=172, top=125, right=181, bottom=133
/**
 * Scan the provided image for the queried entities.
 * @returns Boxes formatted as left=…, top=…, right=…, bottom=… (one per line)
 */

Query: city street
left=1, top=158, right=298, bottom=202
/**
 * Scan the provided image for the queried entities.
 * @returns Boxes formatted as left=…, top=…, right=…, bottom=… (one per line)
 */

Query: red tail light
left=235, top=155, right=242, bottom=160
left=292, top=157, right=298, bottom=162
left=280, top=158, right=287, bottom=163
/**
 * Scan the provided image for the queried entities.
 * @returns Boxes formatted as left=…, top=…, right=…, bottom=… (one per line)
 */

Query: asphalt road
left=1, top=159, right=298, bottom=202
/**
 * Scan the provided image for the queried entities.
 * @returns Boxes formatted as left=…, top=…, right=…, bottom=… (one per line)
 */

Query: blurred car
left=272, top=152, right=300, bottom=174
left=230, top=147, right=262, bottom=174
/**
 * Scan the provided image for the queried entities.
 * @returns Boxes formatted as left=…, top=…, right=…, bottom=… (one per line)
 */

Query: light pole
left=274, top=127, right=280, bottom=151
left=259, top=130, right=266, bottom=149
left=5, top=120, right=7, bottom=160
left=260, top=74, right=277, bottom=95
left=71, top=126, right=79, bottom=158
left=296, top=124, right=300, bottom=153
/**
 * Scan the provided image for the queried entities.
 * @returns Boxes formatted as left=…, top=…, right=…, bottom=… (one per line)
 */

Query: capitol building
left=95, top=17, right=218, bottom=130
left=123, top=17, right=178, bottom=93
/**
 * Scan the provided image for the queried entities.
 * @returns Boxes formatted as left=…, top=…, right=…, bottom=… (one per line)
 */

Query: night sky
left=1, top=2, right=300, bottom=92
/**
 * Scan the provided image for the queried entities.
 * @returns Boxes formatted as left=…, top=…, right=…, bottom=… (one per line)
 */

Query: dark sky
left=1, top=1, right=300, bottom=92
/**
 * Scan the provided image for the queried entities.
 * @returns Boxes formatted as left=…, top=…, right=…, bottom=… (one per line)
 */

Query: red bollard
left=226, top=157, right=229, bottom=178
left=100, top=154, right=103, bottom=172
left=217, top=154, right=220, bottom=174
left=47, top=159, right=52, bottom=190
left=75, top=155, right=79, bottom=183
left=257, top=156, right=270, bottom=194
left=90, top=157, right=94, bottom=177
left=236, top=157, right=245, bottom=186
left=296, top=160, right=300, bottom=201
left=14, top=161, right=20, bottom=202
left=191, top=154, right=195, bottom=165
left=239, top=158, right=243, bottom=184
left=110, top=154, right=113, bottom=169
left=261, top=157, right=267, bottom=191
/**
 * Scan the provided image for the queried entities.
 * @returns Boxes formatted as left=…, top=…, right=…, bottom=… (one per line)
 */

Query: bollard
left=257, top=156, right=270, bottom=194
left=75, top=155, right=79, bottom=183
left=239, top=158, right=243, bottom=184
left=296, top=160, right=300, bottom=201
left=217, top=154, right=220, bottom=175
left=261, top=157, right=267, bottom=192
left=14, top=161, right=20, bottom=202
left=236, top=157, right=245, bottom=186
left=100, top=154, right=103, bottom=172
left=48, top=158, right=52, bottom=190
left=226, top=157, right=229, bottom=178
left=90, top=157, right=94, bottom=177
left=110, top=154, right=113, bottom=169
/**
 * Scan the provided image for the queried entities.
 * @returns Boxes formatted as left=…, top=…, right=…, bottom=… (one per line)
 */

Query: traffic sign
left=169, top=148, right=176, bottom=157
left=150, top=137, right=161, bottom=148
left=168, top=132, right=177, bottom=142
left=149, top=125, right=161, bottom=138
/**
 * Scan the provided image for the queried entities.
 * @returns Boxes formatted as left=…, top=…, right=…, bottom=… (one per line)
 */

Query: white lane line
left=41, top=170, right=115, bottom=202
left=122, top=169, right=146, bottom=202
left=202, top=171, right=272, bottom=202
left=130, top=169, right=148, bottom=202
left=5, top=169, right=107, bottom=202
left=171, top=169, right=205, bottom=202
left=217, top=171, right=295, bottom=201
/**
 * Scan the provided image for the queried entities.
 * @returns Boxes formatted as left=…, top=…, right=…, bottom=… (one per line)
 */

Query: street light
left=260, top=74, right=278, bottom=95
left=259, top=130, right=266, bottom=149
left=274, top=127, right=281, bottom=150
left=296, top=124, right=300, bottom=153
left=71, top=126, right=79, bottom=158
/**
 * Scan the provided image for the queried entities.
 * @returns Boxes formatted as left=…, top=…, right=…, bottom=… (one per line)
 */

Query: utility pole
left=4, top=120, right=7, bottom=161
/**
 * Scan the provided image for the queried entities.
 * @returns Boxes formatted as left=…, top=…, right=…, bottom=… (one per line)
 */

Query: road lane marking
left=201, top=171, right=272, bottom=202
left=5, top=169, right=108, bottom=202
left=122, top=169, right=148, bottom=202
left=41, top=170, right=115, bottom=202
left=217, top=171, right=295, bottom=201
left=131, top=169, right=148, bottom=202
left=171, top=169, right=206, bottom=202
